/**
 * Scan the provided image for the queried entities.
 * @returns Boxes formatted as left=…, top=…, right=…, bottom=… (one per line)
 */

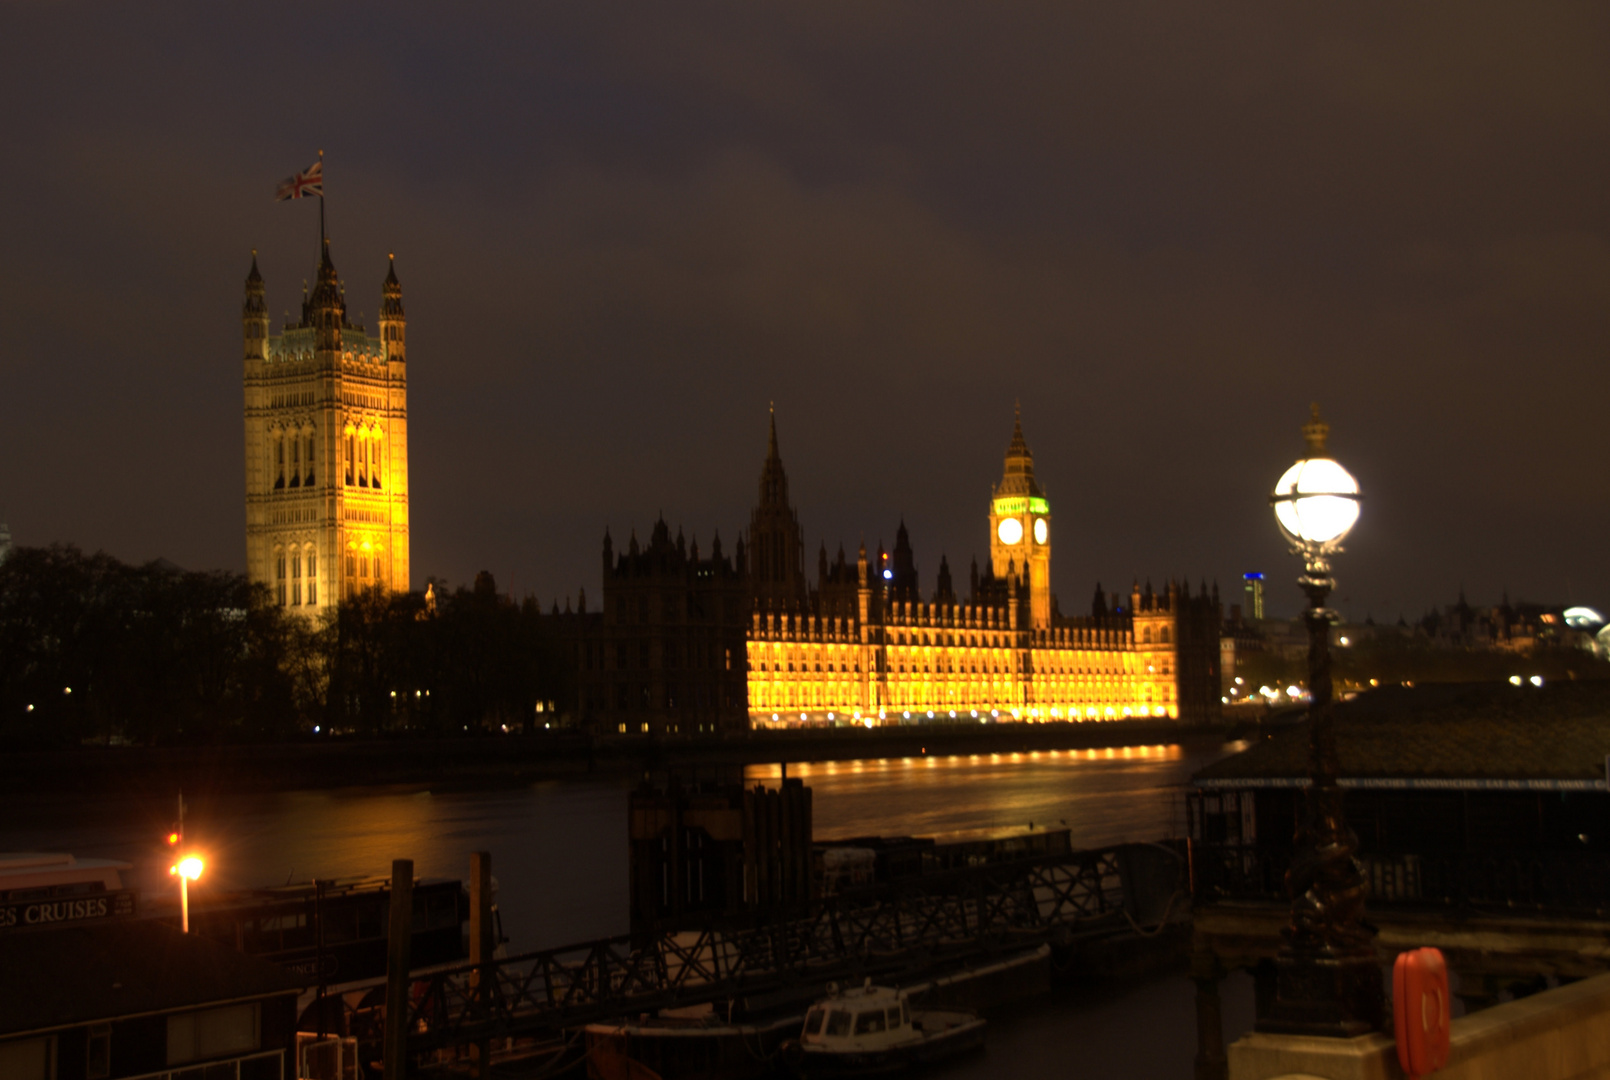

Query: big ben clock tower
left=989, top=407, right=1051, bottom=628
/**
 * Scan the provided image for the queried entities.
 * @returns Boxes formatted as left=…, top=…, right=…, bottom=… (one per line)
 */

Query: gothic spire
left=757, top=404, right=790, bottom=509
left=304, top=237, right=345, bottom=348
left=1008, top=401, right=1029, bottom=459
left=243, top=250, right=266, bottom=317
left=996, top=403, right=1043, bottom=497
left=749, top=404, right=808, bottom=608
left=381, top=252, right=405, bottom=320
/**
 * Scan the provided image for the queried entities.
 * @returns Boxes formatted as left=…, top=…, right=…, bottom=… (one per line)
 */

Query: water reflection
left=749, top=743, right=1199, bottom=848
left=0, top=782, right=631, bottom=952
left=0, top=740, right=1230, bottom=953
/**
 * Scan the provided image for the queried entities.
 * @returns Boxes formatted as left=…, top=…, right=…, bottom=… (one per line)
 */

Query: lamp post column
left=1258, top=405, right=1382, bottom=1037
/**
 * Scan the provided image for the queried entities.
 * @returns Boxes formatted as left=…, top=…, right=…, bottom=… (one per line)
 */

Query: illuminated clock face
left=997, top=518, right=1023, bottom=545
left=1033, top=518, right=1048, bottom=545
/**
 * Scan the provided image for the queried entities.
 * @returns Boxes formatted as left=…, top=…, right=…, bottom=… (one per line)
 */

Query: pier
left=350, top=840, right=1188, bottom=1072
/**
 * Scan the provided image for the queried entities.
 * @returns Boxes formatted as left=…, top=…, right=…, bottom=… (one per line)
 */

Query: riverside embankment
left=0, top=715, right=1273, bottom=797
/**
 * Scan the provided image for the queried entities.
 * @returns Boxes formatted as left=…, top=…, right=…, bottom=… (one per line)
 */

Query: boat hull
left=788, top=1013, right=987, bottom=1077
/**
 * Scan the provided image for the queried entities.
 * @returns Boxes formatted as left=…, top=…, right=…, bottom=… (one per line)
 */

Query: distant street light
left=171, top=854, right=204, bottom=933
left=1258, top=404, right=1383, bottom=1037
left=166, top=792, right=203, bottom=933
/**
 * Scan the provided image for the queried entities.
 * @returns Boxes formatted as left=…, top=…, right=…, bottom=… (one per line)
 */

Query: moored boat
left=781, top=980, right=985, bottom=1076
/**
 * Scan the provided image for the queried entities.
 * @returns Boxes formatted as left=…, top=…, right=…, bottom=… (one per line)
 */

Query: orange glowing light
left=172, top=856, right=204, bottom=880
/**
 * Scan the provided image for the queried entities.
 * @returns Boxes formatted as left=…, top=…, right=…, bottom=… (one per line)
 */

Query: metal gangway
left=367, top=841, right=1184, bottom=1059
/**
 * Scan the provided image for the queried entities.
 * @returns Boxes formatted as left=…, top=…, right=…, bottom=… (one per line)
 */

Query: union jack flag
left=275, top=161, right=323, bottom=201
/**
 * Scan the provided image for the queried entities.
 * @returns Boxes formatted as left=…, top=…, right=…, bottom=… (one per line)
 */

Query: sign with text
left=0, top=889, right=137, bottom=931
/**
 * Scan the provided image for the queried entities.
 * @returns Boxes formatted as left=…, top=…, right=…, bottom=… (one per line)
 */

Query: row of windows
left=274, top=550, right=318, bottom=606
left=273, top=433, right=316, bottom=490
left=752, top=626, right=1017, bottom=648
left=268, top=429, right=387, bottom=491
left=752, top=681, right=1172, bottom=708
left=749, top=682, right=1160, bottom=713
left=750, top=645, right=1128, bottom=677
left=346, top=550, right=386, bottom=583
left=345, top=434, right=384, bottom=489
left=272, top=547, right=387, bottom=606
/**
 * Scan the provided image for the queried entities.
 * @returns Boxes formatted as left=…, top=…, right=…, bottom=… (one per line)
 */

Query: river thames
left=0, top=739, right=1258, bottom=1077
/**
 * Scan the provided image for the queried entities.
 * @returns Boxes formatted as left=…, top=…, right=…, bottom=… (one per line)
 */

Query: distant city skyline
left=1, top=4, right=1606, bottom=623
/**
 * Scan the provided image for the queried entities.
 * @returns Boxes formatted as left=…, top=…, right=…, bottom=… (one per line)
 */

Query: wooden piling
left=470, top=852, right=493, bottom=1078
left=384, top=858, right=414, bottom=1080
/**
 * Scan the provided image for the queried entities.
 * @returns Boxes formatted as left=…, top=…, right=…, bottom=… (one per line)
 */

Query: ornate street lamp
left=1258, top=404, right=1383, bottom=1036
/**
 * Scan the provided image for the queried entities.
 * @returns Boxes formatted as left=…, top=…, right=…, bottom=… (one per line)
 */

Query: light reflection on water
left=0, top=782, right=632, bottom=952
left=748, top=743, right=1198, bottom=848
left=0, top=740, right=1233, bottom=955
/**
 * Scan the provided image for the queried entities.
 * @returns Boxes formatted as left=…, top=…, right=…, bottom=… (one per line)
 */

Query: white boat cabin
left=801, top=983, right=914, bottom=1049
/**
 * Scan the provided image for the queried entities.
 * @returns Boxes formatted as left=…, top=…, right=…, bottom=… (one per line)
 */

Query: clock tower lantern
left=989, top=407, right=1051, bottom=629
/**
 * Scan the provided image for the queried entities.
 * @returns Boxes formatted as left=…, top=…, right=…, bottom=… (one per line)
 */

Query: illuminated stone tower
left=243, top=243, right=410, bottom=611
left=989, top=407, right=1051, bottom=629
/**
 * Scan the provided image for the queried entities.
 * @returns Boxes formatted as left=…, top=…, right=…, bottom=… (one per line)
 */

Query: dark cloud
left=0, top=2, right=1606, bottom=621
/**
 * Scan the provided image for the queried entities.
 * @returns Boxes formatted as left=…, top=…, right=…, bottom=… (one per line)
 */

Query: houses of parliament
left=740, top=410, right=1221, bottom=727
left=236, top=248, right=1217, bottom=732
left=569, top=410, right=1223, bottom=734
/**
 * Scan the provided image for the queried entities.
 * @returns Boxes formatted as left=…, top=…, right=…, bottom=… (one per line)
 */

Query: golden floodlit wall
left=747, top=588, right=1179, bottom=727
left=740, top=408, right=1205, bottom=728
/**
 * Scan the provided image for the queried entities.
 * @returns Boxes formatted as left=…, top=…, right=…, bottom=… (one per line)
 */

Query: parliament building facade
left=242, top=242, right=411, bottom=611
left=573, top=409, right=1221, bottom=734
left=744, top=411, right=1222, bottom=727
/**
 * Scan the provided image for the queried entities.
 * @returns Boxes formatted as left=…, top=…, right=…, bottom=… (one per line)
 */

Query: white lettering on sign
left=0, top=891, right=135, bottom=931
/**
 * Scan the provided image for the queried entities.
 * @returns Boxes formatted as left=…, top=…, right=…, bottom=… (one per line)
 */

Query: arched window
left=274, top=552, right=286, bottom=606
left=290, top=553, right=302, bottom=605
left=288, top=436, right=301, bottom=488
left=1160, top=627, right=1171, bottom=644
left=345, top=435, right=356, bottom=486
left=1142, top=627, right=1153, bottom=644
left=306, top=548, right=318, bottom=605
left=274, top=435, right=286, bottom=489
left=305, top=434, right=316, bottom=485
left=370, top=436, right=383, bottom=490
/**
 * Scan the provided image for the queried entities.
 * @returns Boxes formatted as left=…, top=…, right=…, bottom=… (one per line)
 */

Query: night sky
left=2, top=4, right=1606, bottom=622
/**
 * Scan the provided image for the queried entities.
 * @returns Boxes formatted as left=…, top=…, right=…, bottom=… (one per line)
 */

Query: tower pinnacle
left=1303, top=402, right=1330, bottom=455
left=749, top=406, right=808, bottom=609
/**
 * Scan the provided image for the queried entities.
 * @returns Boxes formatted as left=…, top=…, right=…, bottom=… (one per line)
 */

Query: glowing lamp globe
left=1271, top=406, right=1359, bottom=551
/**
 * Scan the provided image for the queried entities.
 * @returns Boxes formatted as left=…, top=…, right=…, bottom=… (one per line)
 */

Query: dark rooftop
left=1195, top=681, right=1610, bottom=789
left=0, top=918, right=302, bottom=1036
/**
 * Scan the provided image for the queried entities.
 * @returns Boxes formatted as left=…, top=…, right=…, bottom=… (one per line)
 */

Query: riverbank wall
left=0, top=717, right=1268, bottom=798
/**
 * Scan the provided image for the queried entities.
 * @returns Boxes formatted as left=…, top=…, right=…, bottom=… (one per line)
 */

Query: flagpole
left=318, top=149, right=326, bottom=251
